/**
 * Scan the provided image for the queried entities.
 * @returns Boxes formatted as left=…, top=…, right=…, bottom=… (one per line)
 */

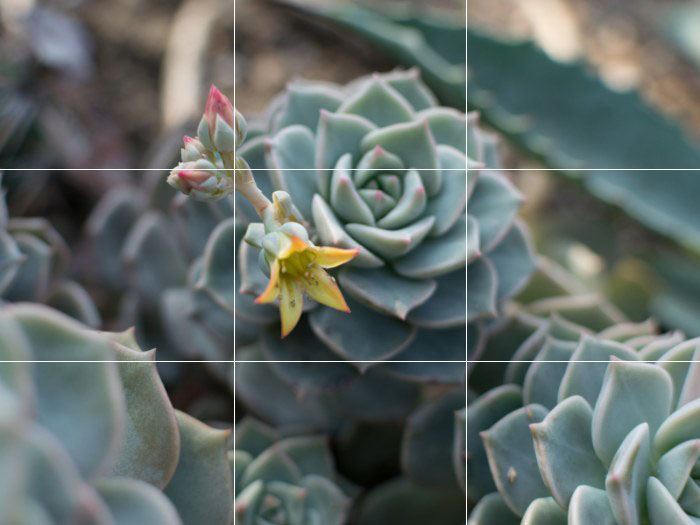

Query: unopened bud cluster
left=167, top=86, right=247, bottom=202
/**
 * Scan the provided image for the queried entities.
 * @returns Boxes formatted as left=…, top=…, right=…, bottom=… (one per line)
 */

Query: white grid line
left=3, top=167, right=700, bottom=171
left=0, top=168, right=467, bottom=171
left=233, top=0, right=237, bottom=514
left=0, top=360, right=469, bottom=364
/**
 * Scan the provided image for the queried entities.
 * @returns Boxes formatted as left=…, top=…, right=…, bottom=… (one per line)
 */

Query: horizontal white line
left=0, top=360, right=467, bottom=364
left=468, top=360, right=700, bottom=363
left=0, top=168, right=466, bottom=171
left=3, top=167, right=698, bottom=171
left=466, top=168, right=700, bottom=171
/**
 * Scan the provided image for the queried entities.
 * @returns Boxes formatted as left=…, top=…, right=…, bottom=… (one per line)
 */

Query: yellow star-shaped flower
left=255, top=235, right=358, bottom=337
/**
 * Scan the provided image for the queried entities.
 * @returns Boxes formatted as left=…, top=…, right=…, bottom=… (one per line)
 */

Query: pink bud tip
left=204, top=85, right=235, bottom=135
left=183, top=135, right=195, bottom=145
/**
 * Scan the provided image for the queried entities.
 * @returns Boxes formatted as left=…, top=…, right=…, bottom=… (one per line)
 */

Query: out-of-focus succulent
left=466, top=113, right=535, bottom=325
left=468, top=315, right=700, bottom=524
left=81, top=75, right=467, bottom=510
left=233, top=417, right=352, bottom=525
left=0, top=303, right=234, bottom=524
left=0, top=177, right=100, bottom=327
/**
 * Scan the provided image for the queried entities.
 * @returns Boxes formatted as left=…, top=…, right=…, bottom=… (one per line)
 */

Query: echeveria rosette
left=236, top=69, right=468, bottom=369
left=233, top=418, right=352, bottom=525
left=466, top=112, right=536, bottom=325
left=468, top=317, right=700, bottom=524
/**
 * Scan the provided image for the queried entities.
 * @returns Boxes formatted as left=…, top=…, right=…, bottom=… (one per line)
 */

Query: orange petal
left=279, top=276, right=304, bottom=338
left=279, top=235, right=309, bottom=259
left=312, top=246, right=360, bottom=268
left=302, top=266, right=350, bottom=312
left=255, top=260, right=280, bottom=304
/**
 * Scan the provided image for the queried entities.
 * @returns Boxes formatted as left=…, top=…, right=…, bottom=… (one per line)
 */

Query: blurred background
left=467, top=0, right=700, bottom=342
left=0, top=0, right=464, bottom=236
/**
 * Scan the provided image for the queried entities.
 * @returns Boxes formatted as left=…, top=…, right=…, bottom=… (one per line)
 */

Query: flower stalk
left=167, top=85, right=358, bottom=337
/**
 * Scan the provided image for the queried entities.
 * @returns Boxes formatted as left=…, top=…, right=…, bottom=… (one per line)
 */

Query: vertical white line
left=232, top=0, right=237, bottom=521
left=464, top=0, right=469, bottom=517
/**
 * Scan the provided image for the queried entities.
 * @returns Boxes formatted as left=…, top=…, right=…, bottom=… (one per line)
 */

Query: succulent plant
left=466, top=113, right=535, bottom=325
left=0, top=176, right=100, bottom=327
left=467, top=314, right=700, bottom=524
left=234, top=68, right=467, bottom=366
left=80, top=75, right=469, bottom=519
left=0, top=303, right=234, bottom=524
left=233, top=417, right=352, bottom=525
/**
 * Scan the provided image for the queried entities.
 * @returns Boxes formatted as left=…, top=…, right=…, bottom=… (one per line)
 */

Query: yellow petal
left=312, top=246, right=359, bottom=268
left=279, top=235, right=309, bottom=259
left=302, top=266, right=350, bottom=313
left=255, top=260, right=280, bottom=304
left=279, top=276, right=304, bottom=338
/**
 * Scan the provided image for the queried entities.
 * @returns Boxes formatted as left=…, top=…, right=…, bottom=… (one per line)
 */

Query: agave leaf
left=273, top=2, right=465, bottom=108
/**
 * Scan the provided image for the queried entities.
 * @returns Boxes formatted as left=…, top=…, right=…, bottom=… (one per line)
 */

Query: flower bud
left=181, top=135, right=207, bottom=162
left=197, top=85, right=240, bottom=153
left=167, top=159, right=234, bottom=202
